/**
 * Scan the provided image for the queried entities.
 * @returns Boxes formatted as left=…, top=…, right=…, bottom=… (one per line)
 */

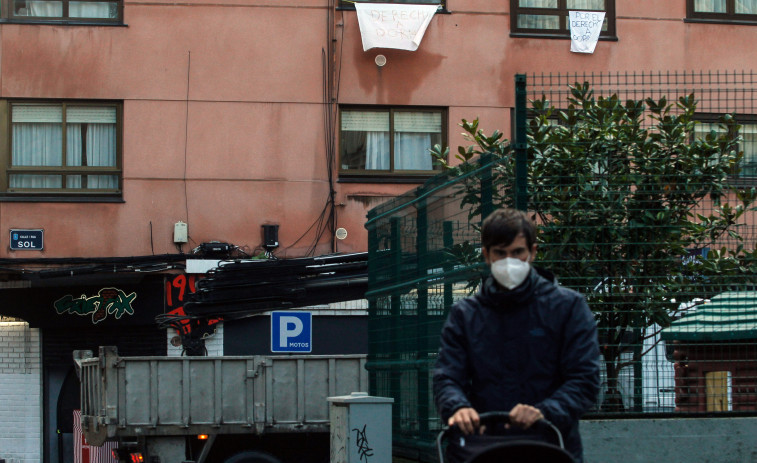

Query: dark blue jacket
left=433, top=268, right=600, bottom=462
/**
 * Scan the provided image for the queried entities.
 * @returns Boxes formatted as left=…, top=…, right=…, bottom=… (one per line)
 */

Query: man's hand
left=507, top=404, right=544, bottom=429
left=448, top=407, right=482, bottom=435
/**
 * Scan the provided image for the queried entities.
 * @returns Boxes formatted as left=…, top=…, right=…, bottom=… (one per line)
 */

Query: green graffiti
left=54, top=287, right=137, bottom=324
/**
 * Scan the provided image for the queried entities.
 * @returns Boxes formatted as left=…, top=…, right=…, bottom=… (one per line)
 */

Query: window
left=510, top=0, right=616, bottom=38
left=339, top=0, right=444, bottom=9
left=339, top=107, right=445, bottom=178
left=0, top=101, right=122, bottom=198
left=687, top=0, right=757, bottom=22
left=5, top=0, right=122, bottom=23
left=694, top=114, right=757, bottom=179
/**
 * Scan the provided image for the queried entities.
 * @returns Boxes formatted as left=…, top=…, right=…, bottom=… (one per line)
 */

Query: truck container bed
left=75, top=346, right=368, bottom=446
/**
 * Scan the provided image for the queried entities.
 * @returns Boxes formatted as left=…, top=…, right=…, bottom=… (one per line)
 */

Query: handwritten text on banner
left=569, top=10, right=605, bottom=54
left=355, top=3, right=439, bottom=52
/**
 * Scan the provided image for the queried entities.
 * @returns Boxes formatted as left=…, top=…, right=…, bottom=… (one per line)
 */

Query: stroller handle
left=435, top=411, right=565, bottom=463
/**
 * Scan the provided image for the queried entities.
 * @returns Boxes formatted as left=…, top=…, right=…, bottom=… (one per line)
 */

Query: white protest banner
left=355, top=3, right=439, bottom=52
left=569, top=10, right=605, bottom=54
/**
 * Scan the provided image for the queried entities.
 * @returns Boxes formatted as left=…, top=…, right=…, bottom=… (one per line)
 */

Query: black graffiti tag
left=352, top=424, right=374, bottom=462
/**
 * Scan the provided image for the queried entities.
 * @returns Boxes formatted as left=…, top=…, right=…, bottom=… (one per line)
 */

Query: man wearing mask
left=433, top=208, right=600, bottom=463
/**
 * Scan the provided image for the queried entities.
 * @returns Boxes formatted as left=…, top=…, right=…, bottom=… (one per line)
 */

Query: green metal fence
left=365, top=70, right=757, bottom=460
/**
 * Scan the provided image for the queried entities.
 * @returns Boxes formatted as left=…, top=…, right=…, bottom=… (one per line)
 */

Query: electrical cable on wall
left=285, top=5, right=344, bottom=258
left=286, top=200, right=330, bottom=256
left=183, top=51, right=191, bottom=232
left=0, top=255, right=187, bottom=280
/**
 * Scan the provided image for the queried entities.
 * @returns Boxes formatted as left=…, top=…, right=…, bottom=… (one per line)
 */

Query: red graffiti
left=165, top=274, right=220, bottom=336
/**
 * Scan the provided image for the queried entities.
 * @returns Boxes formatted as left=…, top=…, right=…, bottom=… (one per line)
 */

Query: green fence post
left=416, top=196, right=430, bottom=437
left=480, top=151, right=494, bottom=222
left=387, top=217, right=404, bottom=418
left=390, top=216, right=403, bottom=434
left=633, top=327, right=643, bottom=412
left=367, top=211, right=379, bottom=395
left=514, top=73, right=528, bottom=211
left=443, top=221, right=454, bottom=311
left=390, top=216, right=402, bottom=330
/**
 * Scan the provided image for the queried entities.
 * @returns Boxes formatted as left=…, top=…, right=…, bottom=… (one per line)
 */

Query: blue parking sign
left=271, top=311, right=312, bottom=353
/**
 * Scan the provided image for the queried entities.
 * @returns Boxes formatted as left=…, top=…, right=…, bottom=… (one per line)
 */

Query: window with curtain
left=339, top=0, right=444, bottom=9
left=339, top=107, right=445, bottom=178
left=694, top=116, right=757, bottom=179
left=8, top=0, right=121, bottom=22
left=510, top=0, right=616, bottom=37
left=687, top=0, right=757, bottom=21
left=2, top=101, right=121, bottom=196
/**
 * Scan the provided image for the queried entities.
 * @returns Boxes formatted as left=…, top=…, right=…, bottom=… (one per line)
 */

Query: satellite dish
left=336, top=228, right=348, bottom=240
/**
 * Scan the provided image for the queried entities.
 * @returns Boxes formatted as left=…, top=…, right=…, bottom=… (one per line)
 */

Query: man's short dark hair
left=481, top=209, right=537, bottom=250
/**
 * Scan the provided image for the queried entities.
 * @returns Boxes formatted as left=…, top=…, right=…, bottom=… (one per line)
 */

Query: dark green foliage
left=434, top=82, right=757, bottom=411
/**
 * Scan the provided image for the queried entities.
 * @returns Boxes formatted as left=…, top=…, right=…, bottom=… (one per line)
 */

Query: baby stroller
left=435, top=411, right=576, bottom=463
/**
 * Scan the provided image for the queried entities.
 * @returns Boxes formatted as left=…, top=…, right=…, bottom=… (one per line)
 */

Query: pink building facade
left=0, top=1, right=755, bottom=260
left=2, top=1, right=757, bottom=462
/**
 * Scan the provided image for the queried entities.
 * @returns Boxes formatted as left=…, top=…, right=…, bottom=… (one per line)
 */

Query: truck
left=75, top=346, right=368, bottom=463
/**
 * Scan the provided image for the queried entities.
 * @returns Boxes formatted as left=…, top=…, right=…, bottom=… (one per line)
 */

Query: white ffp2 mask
left=491, top=257, right=530, bottom=289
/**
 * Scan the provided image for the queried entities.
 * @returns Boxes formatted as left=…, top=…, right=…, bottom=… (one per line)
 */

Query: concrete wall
left=582, top=417, right=757, bottom=463
left=0, top=320, right=42, bottom=463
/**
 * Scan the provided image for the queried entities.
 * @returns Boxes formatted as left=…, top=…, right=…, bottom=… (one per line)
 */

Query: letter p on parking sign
left=271, top=311, right=312, bottom=353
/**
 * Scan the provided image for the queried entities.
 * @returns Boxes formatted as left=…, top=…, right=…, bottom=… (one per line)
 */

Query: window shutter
left=740, top=123, right=757, bottom=134
left=394, top=112, right=441, bottom=133
left=12, top=105, right=62, bottom=123
left=67, top=106, right=117, bottom=124
left=695, top=122, right=723, bottom=137
left=567, top=0, right=604, bottom=9
left=341, top=111, right=390, bottom=131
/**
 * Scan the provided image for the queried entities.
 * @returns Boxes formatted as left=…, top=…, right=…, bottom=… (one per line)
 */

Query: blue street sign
left=271, top=311, right=312, bottom=353
left=10, top=229, right=44, bottom=251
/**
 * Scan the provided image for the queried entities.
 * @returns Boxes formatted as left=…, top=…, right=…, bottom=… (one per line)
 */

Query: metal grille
left=366, top=70, right=757, bottom=457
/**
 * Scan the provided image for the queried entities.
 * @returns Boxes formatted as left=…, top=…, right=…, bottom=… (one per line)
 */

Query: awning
left=661, top=291, right=757, bottom=342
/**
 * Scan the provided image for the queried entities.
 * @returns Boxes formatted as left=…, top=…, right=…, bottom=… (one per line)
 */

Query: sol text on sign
left=10, top=229, right=44, bottom=251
